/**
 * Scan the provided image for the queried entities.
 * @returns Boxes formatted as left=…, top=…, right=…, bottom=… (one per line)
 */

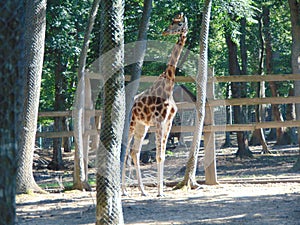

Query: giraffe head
left=163, top=12, right=188, bottom=36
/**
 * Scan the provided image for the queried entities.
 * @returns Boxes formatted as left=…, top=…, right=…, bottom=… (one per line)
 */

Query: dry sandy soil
left=16, top=183, right=300, bottom=225
left=16, top=144, right=300, bottom=225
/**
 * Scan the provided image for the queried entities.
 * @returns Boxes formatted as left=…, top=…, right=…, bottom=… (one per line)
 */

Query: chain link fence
left=95, top=0, right=125, bottom=223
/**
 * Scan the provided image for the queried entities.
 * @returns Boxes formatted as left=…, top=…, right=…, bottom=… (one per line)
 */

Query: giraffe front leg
left=157, top=155, right=165, bottom=197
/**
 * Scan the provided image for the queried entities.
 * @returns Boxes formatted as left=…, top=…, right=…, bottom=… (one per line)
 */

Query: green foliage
left=269, top=2, right=291, bottom=74
left=40, top=0, right=92, bottom=115
left=40, top=0, right=294, bottom=119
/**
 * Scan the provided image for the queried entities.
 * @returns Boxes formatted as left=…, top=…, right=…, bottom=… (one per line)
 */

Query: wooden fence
left=37, top=73, right=300, bottom=136
left=37, top=73, right=300, bottom=184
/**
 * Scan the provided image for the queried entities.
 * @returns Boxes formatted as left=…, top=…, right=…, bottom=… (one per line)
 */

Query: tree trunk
left=49, top=118, right=64, bottom=170
left=0, top=1, right=26, bottom=223
left=222, top=84, right=232, bottom=148
left=121, top=0, right=153, bottom=168
left=62, top=117, right=71, bottom=152
left=16, top=0, right=47, bottom=194
left=225, top=32, right=253, bottom=158
left=288, top=0, right=300, bottom=171
left=240, top=18, right=247, bottom=75
left=73, top=77, right=93, bottom=191
left=283, top=88, right=298, bottom=144
left=262, top=6, right=284, bottom=144
left=49, top=53, right=65, bottom=170
left=250, top=13, right=270, bottom=153
left=73, top=0, right=101, bottom=191
left=96, top=0, right=125, bottom=223
left=178, top=0, right=212, bottom=189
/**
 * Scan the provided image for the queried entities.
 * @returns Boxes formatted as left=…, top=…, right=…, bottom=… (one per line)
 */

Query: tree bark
left=48, top=52, right=65, bottom=170
left=225, top=32, right=253, bottom=158
left=62, top=117, right=71, bottom=152
left=222, top=84, right=233, bottom=148
left=240, top=18, right=247, bottom=75
left=0, top=1, right=26, bottom=223
left=16, top=0, right=47, bottom=194
left=288, top=0, right=300, bottom=170
left=262, top=6, right=284, bottom=144
left=73, top=0, right=101, bottom=191
left=250, top=13, right=270, bottom=153
left=96, top=0, right=125, bottom=223
left=178, top=0, right=212, bottom=189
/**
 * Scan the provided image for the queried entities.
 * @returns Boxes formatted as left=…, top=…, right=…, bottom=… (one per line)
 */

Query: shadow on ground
left=123, top=191, right=300, bottom=225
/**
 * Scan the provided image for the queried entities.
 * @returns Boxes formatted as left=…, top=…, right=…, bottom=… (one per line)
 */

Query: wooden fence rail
left=37, top=73, right=300, bottom=185
left=37, top=73, right=300, bottom=138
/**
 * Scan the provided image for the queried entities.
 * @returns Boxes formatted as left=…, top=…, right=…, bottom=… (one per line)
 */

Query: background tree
left=0, top=1, right=26, bottom=223
left=43, top=0, right=91, bottom=169
left=215, top=0, right=257, bottom=158
left=73, top=0, right=101, bottom=191
left=177, top=0, right=212, bottom=189
left=261, top=3, right=284, bottom=144
left=16, top=0, right=47, bottom=194
left=225, top=31, right=253, bottom=158
left=33, top=0, right=299, bottom=180
left=96, top=0, right=125, bottom=223
left=266, top=1, right=294, bottom=144
left=288, top=0, right=300, bottom=171
left=249, top=9, right=269, bottom=153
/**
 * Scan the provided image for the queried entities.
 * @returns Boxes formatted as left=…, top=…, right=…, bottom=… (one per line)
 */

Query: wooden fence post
left=204, top=68, right=218, bottom=184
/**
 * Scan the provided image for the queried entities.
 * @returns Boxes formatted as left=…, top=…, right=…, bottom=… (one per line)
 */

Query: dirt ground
left=16, top=144, right=300, bottom=225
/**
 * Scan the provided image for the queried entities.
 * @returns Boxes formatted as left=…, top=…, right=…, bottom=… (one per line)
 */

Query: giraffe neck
left=151, top=33, right=187, bottom=99
left=166, top=33, right=187, bottom=76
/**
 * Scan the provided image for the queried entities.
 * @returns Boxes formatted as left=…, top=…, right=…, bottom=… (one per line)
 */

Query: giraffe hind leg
left=131, top=123, right=149, bottom=196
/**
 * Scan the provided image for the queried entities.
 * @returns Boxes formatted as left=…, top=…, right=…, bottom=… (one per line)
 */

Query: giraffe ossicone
left=121, top=12, right=188, bottom=197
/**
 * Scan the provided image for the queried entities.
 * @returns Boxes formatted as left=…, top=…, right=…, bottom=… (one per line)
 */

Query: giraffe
left=122, top=13, right=188, bottom=197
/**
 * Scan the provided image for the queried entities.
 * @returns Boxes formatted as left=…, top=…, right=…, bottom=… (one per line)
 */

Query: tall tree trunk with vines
left=16, top=0, right=47, bottom=194
left=177, top=0, right=212, bottom=189
left=96, top=0, right=125, bottom=223
left=73, top=0, right=101, bottom=191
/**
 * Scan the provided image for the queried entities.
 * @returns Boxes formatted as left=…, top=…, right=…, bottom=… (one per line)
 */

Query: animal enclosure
left=36, top=72, right=300, bottom=184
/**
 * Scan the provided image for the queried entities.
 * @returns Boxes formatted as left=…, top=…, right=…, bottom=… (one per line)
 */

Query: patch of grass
left=88, top=178, right=96, bottom=186
left=39, top=178, right=97, bottom=191
left=166, top=150, right=174, bottom=156
left=39, top=181, right=73, bottom=190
